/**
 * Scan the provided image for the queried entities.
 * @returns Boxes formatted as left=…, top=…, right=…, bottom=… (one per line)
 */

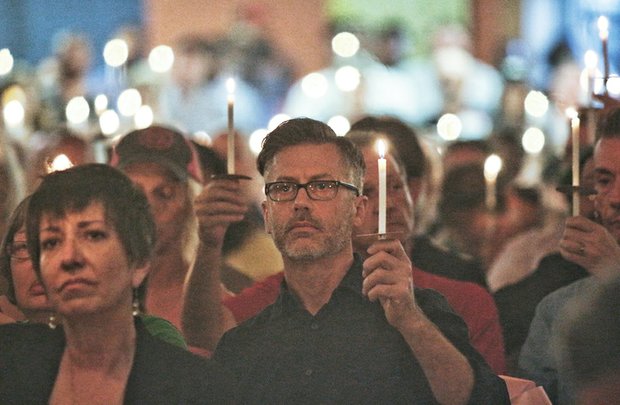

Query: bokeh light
left=335, top=66, right=361, bottom=92
left=103, top=38, right=129, bottom=67
left=521, top=127, right=546, bottom=154
left=99, top=109, right=120, bottom=135
left=117, top=88, right=142, bottom=116
left=148, top=45, right=174, bottom=73
left=0, top=48, right=14, bottom=76
left=134, top=105, right=154, bottom=129
left=65, top=96, right=90, bottom=124
left=301, top=72, right=328, bottom=99
left=332, top=32, right=360, bottom=58
left=249, top=128, right=269, bottom=155
left=327, top=115, right=350, bottom=136
left=437, top=113, right=462, bottom=141
left=524, top=90, right=549, bottom=117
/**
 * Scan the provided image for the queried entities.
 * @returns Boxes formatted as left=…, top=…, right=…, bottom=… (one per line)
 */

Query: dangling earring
left=132, top=289, right=141, bottom=317
left=48, top=315, right=57, bottom=329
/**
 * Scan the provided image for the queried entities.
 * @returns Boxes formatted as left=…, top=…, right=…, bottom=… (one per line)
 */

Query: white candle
left=484, top=154, right=502, bottom=211
left=226, top=78, right=236, bottom=174
left=377, top=140, right=387, bottom=235
left=598, top=16, right=610, bottom=91
left=571, top=114, right=581, bottom=216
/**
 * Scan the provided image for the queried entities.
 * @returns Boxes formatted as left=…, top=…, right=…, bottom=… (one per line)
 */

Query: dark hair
left=350, top=115, right=426, bottom=179
left=26, top=164, right=156, bottom=276
left=0, top=197, right=31, bottom=304
left=256, top=118, right=365, bottom=188
left=597, top=108, right=620, bottom=140
left=346, top=129, right=407, bottom=182
left=438, top=163, right=488, bottom=225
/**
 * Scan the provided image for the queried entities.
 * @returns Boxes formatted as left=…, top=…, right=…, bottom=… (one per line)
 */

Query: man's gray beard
left=273, top=221, right=354, bottom=263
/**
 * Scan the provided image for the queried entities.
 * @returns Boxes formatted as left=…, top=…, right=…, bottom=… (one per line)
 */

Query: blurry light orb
left=301, top=72, right=328, bottom=99
left=522, top=127, right=545, bottom=154
left=103, top=39, right=129, bottom=67
left=335, top=66, right=361, bottom=92
left=606, top=77, right=620, bottom=96
left=94, top=94, right=108, bottom=115
left=332, top=32, right=360, bottom=58
left=436, top=113, right=462, bottom=140
left=524, top=90, right=549, bottom=117
left=192, top=131, right=212, bottom=146
left=134, top=105, right=154, bottom=129
left=65, top=96, right=90, bottom=124
left=249, top=128, right=269, bottom=155
left=584, top=50, right=598, bottom=70
left=99, top=109, right=120, bottom=135
left=3, top=100, right=25, bottom=126
left=148, top=45, right=174, bottom=73
left=0, top=48, right=14, bottom=75
left=327, top=115, right=350, bottom=136
left=117, top=88, right=142, bottom=116
left=268, top=114, right=290, bottom=131
left=484, top=154, right=503, bottom=181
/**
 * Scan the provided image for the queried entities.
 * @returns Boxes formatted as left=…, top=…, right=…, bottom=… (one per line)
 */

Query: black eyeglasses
left=7, top=241, right=30, bottom=260
left=265, top=180, right=360, bottom=202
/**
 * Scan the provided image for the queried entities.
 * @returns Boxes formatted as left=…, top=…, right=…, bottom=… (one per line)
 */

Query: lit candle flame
left=565, top=107, right=578, bottom=120
left=376, top=139, right=386, bottom=158
left=484, top=154, right=502, bottom=182
left=47, top=154, right=73, bottom=173
left=598, top=16, right=609, bottom=40
left=226, top=78, right=236, bottom=103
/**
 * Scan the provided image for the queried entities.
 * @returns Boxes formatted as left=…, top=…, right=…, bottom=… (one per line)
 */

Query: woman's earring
left=132, top=289, right=141, bottom=317
left=48, top=315, right=57, bottom=329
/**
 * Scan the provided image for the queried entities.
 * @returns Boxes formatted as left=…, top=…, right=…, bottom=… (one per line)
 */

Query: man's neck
left=283, top=247, right=355, bottom=315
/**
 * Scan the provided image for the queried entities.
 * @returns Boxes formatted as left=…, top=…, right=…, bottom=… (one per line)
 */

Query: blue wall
left=0, top=0, right=142, bottom=66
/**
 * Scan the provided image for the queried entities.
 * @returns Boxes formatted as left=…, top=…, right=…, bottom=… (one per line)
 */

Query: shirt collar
left=271, top=253, right=365, bottom=318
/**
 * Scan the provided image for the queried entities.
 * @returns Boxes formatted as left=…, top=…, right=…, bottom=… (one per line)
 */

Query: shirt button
left=310, top=322, right=319, bottom=330
left=304, top=368, right=313, bottom=376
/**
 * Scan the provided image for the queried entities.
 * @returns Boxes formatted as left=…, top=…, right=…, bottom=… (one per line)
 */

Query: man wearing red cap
left=111, top=125, right=203, bottom=330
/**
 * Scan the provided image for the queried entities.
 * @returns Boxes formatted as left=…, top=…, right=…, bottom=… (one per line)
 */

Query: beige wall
left=144, top=0, right=330, bottom=80
left=144, top=0, right=519, bottom=76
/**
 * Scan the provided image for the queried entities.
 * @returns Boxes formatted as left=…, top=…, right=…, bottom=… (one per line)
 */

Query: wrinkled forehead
left=264, top=144, right=350, bottom=181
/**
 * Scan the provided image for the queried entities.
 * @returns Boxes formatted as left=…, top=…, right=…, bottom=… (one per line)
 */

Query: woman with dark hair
left=0, top=164, right=233, bottom=404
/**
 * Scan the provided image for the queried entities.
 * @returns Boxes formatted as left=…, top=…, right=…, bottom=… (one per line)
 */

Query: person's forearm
left=397, top=310, right=474, bottom=405
left=182, top=241, right=236, bottom=351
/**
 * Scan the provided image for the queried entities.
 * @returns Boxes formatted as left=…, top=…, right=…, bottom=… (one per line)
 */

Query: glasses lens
left=268, top=182, right=297, bottom=201
left=307, top=181, right=338, bottom=200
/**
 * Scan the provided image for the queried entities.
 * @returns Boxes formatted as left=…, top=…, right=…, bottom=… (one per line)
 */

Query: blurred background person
left=157, top=35, right=264, bottom=138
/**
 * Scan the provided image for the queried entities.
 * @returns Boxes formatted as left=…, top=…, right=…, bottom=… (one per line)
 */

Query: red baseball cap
left=110, top=125, right=204, bottom=184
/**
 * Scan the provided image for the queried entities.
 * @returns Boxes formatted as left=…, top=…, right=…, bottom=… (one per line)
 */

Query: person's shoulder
left=536, top=277, right=597, bottom=316
left=0, top=322, right=57, bottom=344
left=134, top=324, right=234, bottom=394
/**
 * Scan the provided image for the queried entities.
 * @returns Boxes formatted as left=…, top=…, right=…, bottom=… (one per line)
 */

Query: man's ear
left=261, top=200, right=272, bottom=234
left=352, top=194, right=368, bottom=228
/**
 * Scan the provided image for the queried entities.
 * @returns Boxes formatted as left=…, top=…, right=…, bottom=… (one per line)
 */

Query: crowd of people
left=0, top=18, right=619, bottom=405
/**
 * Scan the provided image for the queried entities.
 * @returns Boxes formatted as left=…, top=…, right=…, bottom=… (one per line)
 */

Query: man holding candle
left=519, top=108, right=620, bottom=404
left=183, top=117, right=506, bottom=374
left=209, top=118, right=508, bottom=403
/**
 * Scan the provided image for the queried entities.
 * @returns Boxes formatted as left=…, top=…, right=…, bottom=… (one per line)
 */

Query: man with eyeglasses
left=202, top=117, right=508, bottom=404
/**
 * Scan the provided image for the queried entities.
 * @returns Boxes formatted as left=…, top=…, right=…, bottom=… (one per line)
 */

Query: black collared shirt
left=214, top=254, right=509, bottom=404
